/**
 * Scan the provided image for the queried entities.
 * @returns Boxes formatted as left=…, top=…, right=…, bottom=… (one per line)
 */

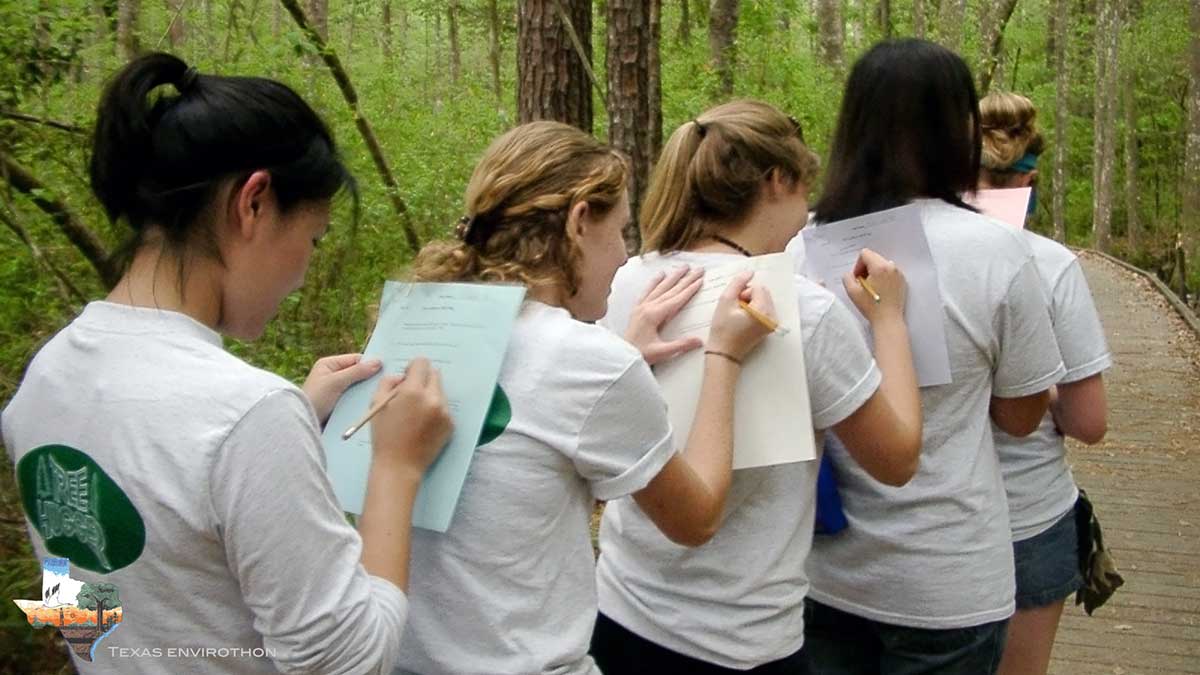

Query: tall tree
left=938, top=0, right=965, bottom=53
left=382, top=0, right=393, bottom=60
left=116, top=0, right=140, bottom=59
left=76, top=583, right=120, bottom=635
left=1052, top=0, right=1068, bottom=242
left=978, top=0, right=1020, bottom=95
left=307, top=0, right=327, bottom=39
left=848, top=0, right=866, bottom=48
left=878, top=0, right=892, bottom=39
left=708, top=0, right=740, bottom=97
left=1124, top=64, right=1140, bottom=249
left=816, top=0, right=843, bottom=72
left=448, top=1, right=462, bottom=84
left=914, top=0, right=927, bottom=39
left=678, top=0, right=691, bottom=43
left=488, top=0, right=503, bottom=101
left=165, top=0, right=186, bottom=47
left=517, top=0, right=594, bottom=132
left=1092, top=0, right=1120, bottom=252
left=1184, top=0, right=1200, bottom=266
left=607, top=0, right=661, bottom=249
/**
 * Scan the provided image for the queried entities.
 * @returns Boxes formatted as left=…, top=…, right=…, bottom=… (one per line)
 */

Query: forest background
left=0, top=0, right=1196, bottom=670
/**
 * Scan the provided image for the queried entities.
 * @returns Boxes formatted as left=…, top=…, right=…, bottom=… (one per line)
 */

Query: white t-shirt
left=997, top=232, right=1112, bottom=541
left=594, top=252, right=882, bottom=669
left=396, top=301, right=677, bottom=675
left=2, top=302, right=408, bottom=674
left=800, top=200, right=1066, bottom=629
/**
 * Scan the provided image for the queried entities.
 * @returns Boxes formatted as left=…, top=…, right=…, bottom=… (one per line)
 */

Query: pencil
left=856, top=277, right=881, bottom=304
left=341, top=384, right=403, bottom=441
left=738, top=300, right=790, bottom=336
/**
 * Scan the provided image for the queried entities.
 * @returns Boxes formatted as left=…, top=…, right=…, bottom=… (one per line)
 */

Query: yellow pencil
left=856, top=276, right=881, bottom=304
left=341, top=383, right=403, bottom=441
left=738, top=300, right=790, bottom=336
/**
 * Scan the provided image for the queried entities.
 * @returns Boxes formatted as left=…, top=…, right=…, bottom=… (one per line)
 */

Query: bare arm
left=1051, top=374, right=1107, bottom=444
left=832, top=249, right=922, bottom=486
left=990, top=390, right=1052, bottom=437
left=631, top=272, right=774, bottom=547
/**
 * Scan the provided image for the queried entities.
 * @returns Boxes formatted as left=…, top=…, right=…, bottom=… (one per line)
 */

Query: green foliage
left=0, top=0, right=1192, bottom=669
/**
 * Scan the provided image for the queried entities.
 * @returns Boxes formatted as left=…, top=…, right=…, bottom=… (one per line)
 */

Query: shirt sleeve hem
left=811, top=362, right=883, bottom=430
left=992, top=363, right=1067, bottom=399
left=590, top=431, right=677, bottom=501
left=1061, top=353, right=1113, bottom=383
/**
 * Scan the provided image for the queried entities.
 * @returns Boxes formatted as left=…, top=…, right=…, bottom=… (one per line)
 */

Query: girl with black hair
left=798, top=40, right=1066, bottom=675
left=2, top=53, right=451, bottom=674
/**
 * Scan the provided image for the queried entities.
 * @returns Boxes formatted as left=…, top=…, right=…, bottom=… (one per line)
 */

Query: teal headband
left=1010, top=152, right=1039, bottom=173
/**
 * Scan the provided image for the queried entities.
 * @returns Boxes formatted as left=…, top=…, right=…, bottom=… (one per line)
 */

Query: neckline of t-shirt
left=77, top=301, right=224, bottom=347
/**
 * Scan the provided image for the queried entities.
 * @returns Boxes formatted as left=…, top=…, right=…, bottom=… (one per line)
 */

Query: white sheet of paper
left=801, top=203, right=952, bottom=387
left=322, top=281, right=525, bottom=531
left=654, top=252, right=815, bottom=469
left=964, top=187, right=1031, bottom=229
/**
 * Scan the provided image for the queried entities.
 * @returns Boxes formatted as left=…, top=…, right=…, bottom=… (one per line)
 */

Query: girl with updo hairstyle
left=591, top=98, right=922, bottom=673
left=979, top=91, right=1046, bottom=213
left=398, top=120, right=777, bottom=674
left=979, top=92, right=1112, bottom=675
left=3, top=52, right=452, bottom=674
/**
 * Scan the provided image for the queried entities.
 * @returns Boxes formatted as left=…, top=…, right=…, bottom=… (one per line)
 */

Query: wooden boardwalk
left=1049, top=253, right=1200, bottom=675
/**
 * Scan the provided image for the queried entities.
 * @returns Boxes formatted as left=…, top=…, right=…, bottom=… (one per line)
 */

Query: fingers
left=641, top=336, right=705, bottom=366
left=404, top=357, right=433, bottom=387
left=746, top=283, right=776, bottom=316
left=372, top=374, right=407, bottom=405
left=318, top=353, right=364, bottom=371
left=720, top=270, right=754, bottom=301
left=657, top=270, right=704, bottom=315
left=638, top=271, right=668, bottom=303
left=427, top=367, right=446, bottom=404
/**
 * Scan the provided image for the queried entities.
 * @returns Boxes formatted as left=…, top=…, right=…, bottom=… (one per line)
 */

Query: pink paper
left=964, top=187, right=1031, bottom=229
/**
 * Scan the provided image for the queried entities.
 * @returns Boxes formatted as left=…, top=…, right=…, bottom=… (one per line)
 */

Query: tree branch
left=0, top=150, right=121, bottom=288
left=279, top=0, right=421, bottom=253
left=0, top=205, right=88, bottom=305
left=0, top=109, right=87, bottom=135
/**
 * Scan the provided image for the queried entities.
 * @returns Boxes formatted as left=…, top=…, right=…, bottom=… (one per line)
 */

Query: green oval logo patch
left=476, top=385, right=511, bottom=447
left=16, top=445, right=145, bottom=574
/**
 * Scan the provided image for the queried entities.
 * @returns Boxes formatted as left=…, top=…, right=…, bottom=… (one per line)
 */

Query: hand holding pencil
left=843, top=248, right=907, bottom=322
left=706, top=271, right=778, bottom=364
left=352, top=358, right=454, bottom=475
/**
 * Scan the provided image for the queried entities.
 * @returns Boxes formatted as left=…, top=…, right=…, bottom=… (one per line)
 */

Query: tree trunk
left=280, top=0, right=422, bottom=252
left=448, top=1, right=462, bottom=84
left=914, top=0, right=927, bottom=38
left=678, top=0, right=691, bottom=43
left=649, top=0, right=662, bottom=160
left=937, top=0, right=964, bottom=53
left=708, top=0, right=740, bottom=97
left=1124, top=52, right=1140, bottom=250
left=816, top=0, right=843, bottom=72
left=307, top=0, right=327, bottom=39
left=517, top=0, right=594, bottom=132
left=1184, top=0, right=1200, bottom=268
left=485, top=0, right=502, bottom=101
left=1052, top=0, right=1068, bottom=242
left=382, top=0, right=393, bottom=59
left=1092, top=0, right=1120, bottom=253
left=116, top=0, right=140, bottom=59
left=606, top=0, right=660, bottom=250
left=847, top=0, right=865, bottom=47
left=978, top=0, right=1020, bottom=95
left=165, top=0, right=186, bottom=47
left=877, top=0, right=891, bottom=39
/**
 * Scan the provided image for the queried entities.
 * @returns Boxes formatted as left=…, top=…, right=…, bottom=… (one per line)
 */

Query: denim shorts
left=803, top=599, right=1008, bottom=675
left=1013, top=502, right=1085, bottom=609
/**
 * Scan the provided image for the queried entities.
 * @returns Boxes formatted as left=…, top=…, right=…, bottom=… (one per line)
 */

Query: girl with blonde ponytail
left=592, top=99, right=923, bottom=673
left=396, top=120, right=778, bottom=675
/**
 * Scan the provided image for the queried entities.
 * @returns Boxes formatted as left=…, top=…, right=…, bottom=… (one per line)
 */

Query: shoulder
left=518, top=302, right=642, bottom=379
left=793, top=274, right=840, bottom=334
left=921, top=200, right=1032, bottom=258
left=1022, top=231, right=1078, bottom=288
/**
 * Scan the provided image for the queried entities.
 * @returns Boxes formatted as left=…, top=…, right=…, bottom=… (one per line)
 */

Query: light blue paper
left=322, top=281, right=526, bottom=531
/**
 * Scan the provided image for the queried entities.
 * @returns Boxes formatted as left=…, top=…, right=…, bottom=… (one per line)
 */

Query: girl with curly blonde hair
left=397, top=120, right=777, bottom=675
